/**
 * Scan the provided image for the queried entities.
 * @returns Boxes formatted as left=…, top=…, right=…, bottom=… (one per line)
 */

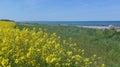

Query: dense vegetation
left=0, top=21, right=104, bottom=67
left=17, top=23, right=120, bottom=67
left=0, top=21, right=120, bottom=67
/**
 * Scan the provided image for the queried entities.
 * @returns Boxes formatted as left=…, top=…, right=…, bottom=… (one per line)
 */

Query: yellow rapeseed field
left=0, top=21, right=16, bottom=28
left=0, top=21, right=105, bottom=67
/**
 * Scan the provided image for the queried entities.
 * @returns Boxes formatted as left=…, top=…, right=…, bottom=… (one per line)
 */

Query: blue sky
left=0, top=0, right=120, bottom=21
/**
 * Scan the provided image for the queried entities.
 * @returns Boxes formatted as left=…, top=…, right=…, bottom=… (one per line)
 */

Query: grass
left=16, top=23, right=120, bottom=67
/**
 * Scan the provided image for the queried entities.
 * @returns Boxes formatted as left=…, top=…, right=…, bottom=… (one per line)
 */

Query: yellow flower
left=15, top=59, right=19, bottom=64
left=93, top=54, right=97, bottom=58
left=81, top=49, right=85, bottom=55
left=1, top=58, right=9, bottom=66
left=101, top=64, right=105, bottom=67
left=67, top=51, right=73, bottom=56
left=0, top=22, right=105, bottom=67
left=84, top=58, right=89, bottom=62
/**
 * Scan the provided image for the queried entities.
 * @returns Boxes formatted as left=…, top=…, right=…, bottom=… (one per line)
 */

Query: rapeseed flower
left=0, top=22, right=105, bottom=67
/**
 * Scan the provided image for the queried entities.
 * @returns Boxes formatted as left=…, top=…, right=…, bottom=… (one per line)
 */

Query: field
left=17, top=23, right=120, bottom=67
left=0, top=21, right=120, bottom=67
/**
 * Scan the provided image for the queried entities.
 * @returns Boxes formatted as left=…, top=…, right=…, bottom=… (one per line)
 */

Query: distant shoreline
left=19, top=21, right=120, bottom=26
left=78, top=25, right=120, bottom=32
left=18, top=22, right=120, bottom=32
left=79, top=26, right=109, bottom=29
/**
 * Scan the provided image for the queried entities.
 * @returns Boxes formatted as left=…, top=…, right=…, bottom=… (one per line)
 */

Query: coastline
left=78, top=25, right=120, bottom=32
left=79, top=26, right=108, bottom=29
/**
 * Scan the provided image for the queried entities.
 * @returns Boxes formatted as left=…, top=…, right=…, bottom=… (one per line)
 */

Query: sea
left=21, top=21, right=120, bottom=27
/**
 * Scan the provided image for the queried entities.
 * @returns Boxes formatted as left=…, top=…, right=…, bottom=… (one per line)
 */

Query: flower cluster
left=0, top=22, right=105, bottom=67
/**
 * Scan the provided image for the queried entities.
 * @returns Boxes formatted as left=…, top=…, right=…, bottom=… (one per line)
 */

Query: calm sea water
left=22, top=21, right=120, bottom=26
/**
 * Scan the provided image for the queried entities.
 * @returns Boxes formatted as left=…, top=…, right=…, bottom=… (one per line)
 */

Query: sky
left=0, top=0, right=120, bottom=21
